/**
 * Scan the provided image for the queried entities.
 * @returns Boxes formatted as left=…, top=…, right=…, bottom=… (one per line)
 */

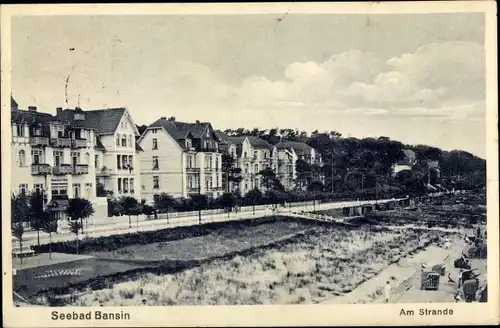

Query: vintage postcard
left=1, top=2, right=498, bottom=327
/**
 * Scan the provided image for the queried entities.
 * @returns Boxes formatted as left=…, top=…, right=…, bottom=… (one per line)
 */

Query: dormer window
left=74, top=113, right=85, bottom=121
left=186, top=138, right=192, bottom=149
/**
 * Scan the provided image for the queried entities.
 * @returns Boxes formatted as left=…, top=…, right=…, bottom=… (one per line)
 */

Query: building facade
left=10, top=97, right=141, bottom=218
left=138, top=117, right=223, bottom=202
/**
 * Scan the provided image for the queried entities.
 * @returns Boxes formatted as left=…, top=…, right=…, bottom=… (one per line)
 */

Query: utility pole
left=331, top=153, right=334, bottom=193
left=198, top=164, right=202, bottom=225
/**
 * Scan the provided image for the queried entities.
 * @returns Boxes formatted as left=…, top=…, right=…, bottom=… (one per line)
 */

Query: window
left=51, top=181, right=67, bottom=196
left=121, top=134, right=127, bottom=147
left=128, top=155, right=133, bottom=169
left=122, top=155, right=128, bottom=169
left=153, top=176, right=159, bottom=189
left=18, top=150, right=26, bottom=166
left=117, top=155, right=121, bottom=169
left=118, top=178, right=122, bottom=193
left=34, top=184, right=43, bottom=194
left=71, top=152, right=80, bottom=166
left=16, top=124, right=25, bottom=137
left=187, top=156, right=193, bottom=168
left=152, top=138, right=158, bottom=150
left=152, top=129, right=157, bottom=134
left=31, top=150, right=42, bottom=164
left=215, top=157, right=219, bottom=170
left=245, top=164, right=249, bottom=174
left=129, top=178, right=134, bottom=193
left=19, top=184, right=28, bottom=195
left=85, top=183, right=92, bottom=198
left=123, top=178, right=129, bottom=193
left=116, top=135, right=120, bottom=146
left=73, top=183, right=81, bottom=198
left=95, top=155, right=99, bottom=168
left=203, top=140, right=208, bottom=149
left=244, top=152, right=247, bottom=158
left=53, top=151, right=63, bottom=166
left=152, top=156, right=159, bottom=170
left=253, top=151, right=258, bottom=159
left=85, top=152, right=90, bottom=165
left=186, top=138, right=192, bottom=149
left=187, top=176, right=193, bottom=188
left=254, top=164, right=259, bottom=173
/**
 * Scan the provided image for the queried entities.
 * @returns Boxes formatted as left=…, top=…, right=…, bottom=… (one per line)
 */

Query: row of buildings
left=10, top=98, right=323, bottom=217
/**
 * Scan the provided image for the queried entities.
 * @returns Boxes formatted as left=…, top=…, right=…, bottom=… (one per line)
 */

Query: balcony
left=71, top=138, right=87, bottom=148
left=52, top=164, right=72, bottom=175
left=31, top=163, right=51, bottom=175
left=186, top=167, right=200, bottom=173
left=187, top=187, right=199, bottom=194
left=96, top=167, right=112, bottom=177
left=204, top=167, right=214, bottom=173
left=29, top=136, right=49, bottom=147
left=73, top=164, right=89, bottom=175
left=51, top=137, right=71, bottom=148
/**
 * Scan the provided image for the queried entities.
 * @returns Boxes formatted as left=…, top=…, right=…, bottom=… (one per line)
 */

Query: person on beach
left=384, top=281, right=391, bottom=303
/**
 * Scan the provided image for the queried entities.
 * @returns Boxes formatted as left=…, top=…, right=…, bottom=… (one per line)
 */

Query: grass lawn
left=69, top=224, right=458, bottom=306
left=90, top=219, right=316, bottom=262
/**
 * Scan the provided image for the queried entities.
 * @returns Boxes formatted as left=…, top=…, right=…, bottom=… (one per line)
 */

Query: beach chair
left=462, top=279, right=478, bottom=302
left=432, top=264, right=446, bottom=276
left=420, top=271, right=440, bottom=291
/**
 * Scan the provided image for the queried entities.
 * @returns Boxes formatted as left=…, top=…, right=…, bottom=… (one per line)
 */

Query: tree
left=119, top=196, right=139, bottom=228
left=189, top=194, right=208, bottom=224
left=153, top=193, right=177, bottom=222
left=41, top=212, right=58, bottom=259
left=218, top=192, right=237, bottom=217
left=11, top=193, right=29, bottom=262
left=244, top=188, right=263, bottom=214
left=27, top=191, right=47, bottom=246
left=66, top=198, right=95, bottom=234
left=68, top=220, right=83, bottom=254
left=258, top=167, right=284, bottom=191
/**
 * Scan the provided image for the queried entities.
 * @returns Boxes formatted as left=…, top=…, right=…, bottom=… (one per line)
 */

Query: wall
left=139, top=128, right=184, bottom=201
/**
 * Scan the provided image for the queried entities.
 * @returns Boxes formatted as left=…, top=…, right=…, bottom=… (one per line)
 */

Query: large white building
left=10, top=97, right=142, bottom=218
left=138, top=117, right=223, bottom=202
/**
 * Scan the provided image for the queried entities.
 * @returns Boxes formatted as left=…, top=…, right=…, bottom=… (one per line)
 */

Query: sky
left=11, top=13, right=486, bottom=158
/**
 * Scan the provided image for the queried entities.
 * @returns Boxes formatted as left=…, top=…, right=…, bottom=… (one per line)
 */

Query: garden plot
left=69, top=225, right=458, bottom=306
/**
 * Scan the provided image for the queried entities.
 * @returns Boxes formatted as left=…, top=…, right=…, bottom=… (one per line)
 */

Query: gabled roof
left=150, top=119, right=212, bottom=139
left=55, top=108, right=127, bottom=135
left=11, top=96, right=19, bottom=110
left=214, top=130, right=231, bottom=144
left=94, top=137, right=107, bottom=152
left=402, top=149, right=416, bottom=159
left=245, top=136, right=274, bottom=150
left=149, top=118, right=218, bottom=150
left=275, top=141, right=313, bottom=155
left=11, top=109, right=58, bottom=125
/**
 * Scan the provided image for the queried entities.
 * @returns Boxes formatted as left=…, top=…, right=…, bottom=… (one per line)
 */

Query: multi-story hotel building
left=10, top=97, right=141, bottom=218
left=138, top=117, right=223, bottom=202
left=220, top=136, right=278, bottom=195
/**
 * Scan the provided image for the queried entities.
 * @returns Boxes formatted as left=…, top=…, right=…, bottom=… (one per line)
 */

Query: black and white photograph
left=2, top=2, right=498, bottom=327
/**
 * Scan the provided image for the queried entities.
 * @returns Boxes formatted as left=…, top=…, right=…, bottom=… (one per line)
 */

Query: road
left=14, top=197, right=407, bottom=248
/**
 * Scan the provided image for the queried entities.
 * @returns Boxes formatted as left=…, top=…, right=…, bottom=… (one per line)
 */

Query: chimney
left=196, top=120, right=200, bottom=124
left=160, top=116, right=166, bottom=120
left=28, top=106, right=37, bottom=112
left=56, top=107, right=62, bottom=114
left=168, top=116, right=175, bottom=121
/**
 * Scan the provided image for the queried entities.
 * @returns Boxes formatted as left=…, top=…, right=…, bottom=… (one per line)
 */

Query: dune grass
left=70, top=225, right=455, bottom=306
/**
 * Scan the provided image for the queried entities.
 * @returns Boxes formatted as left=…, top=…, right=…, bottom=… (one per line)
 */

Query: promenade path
left=14, top=197, right=407, bottom=248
